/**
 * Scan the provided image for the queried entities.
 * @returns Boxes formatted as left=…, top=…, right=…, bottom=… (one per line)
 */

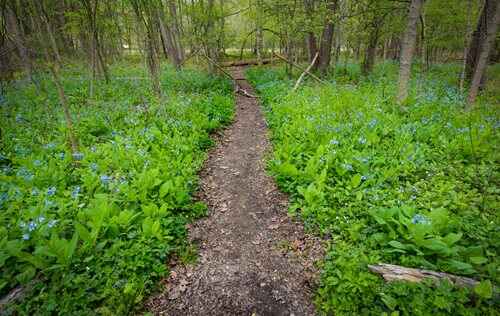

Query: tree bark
left=465, top=0, right=495, bottom=85
left=32, top=0, right=79, bottom=155
left=157, top=2, right=181, bottom=69
left=362, top=16, right=384, bottom=75
left=304, top=0, right=318, bottom=65
left=314, top=0, right=338, bottom=75
left=5, top=4, right=33, bottom=80
left=397, top=0, right=424, bottom=104
left=460, top=0, right=473, bottom=92
left=467, top=0, right=500, bottom=106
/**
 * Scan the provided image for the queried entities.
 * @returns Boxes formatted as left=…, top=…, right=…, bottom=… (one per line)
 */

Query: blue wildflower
left=71, top=186, right=81, bottom=198
left=90, top=163, right=98, bottom=172
left=22, top=233, right=30, bottom=241
left=15, top=114, right=25, bottom=123
left=72, top=152, right=84, bottom=161
left=100, top=174, right=111, bottom=185
left=368, top=119, right=378, bottom=128
left=358, top=137, right=367, bottom=145
left=28, top=221, right=37, bottom=232
left=47, top=186, right=56, bottom=196
left=34, top=159, right=42, bottom=166
left=44, top=198, right=56, bottom=208
left=330, top=139, right=339, bottom=146
left=411, top=214, right=430, bottom=225
left=343, top=163, right=353, bottom=171
left=111, top=131, right=118, bottom=137
left=36, top=215, right=46, bottom=223
left=44, top=143, right=56, bottom=150
left=0, top=192, right=8, bottom=207
left=31, top=188, right=39, bottom=196
left=361, top=175, right=367, bottom=181
left=16, top=167, right=33, bottom=181
left=47, top=219, right=57, bottom=228
left=58, top=152, right=65, bottom=160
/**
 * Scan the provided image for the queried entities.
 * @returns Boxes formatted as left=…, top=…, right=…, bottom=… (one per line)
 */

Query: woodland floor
left=146, top=67, right=324, bottom=315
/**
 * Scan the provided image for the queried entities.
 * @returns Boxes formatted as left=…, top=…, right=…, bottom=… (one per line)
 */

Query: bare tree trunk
left=383, top=39, right=389, bottom=60
left=168, top=0, right=184, bottom=61
left=419, top=11, right=427, bottom=72
left=314, top=0, right=338, bottom=75
left=465, top=0, right=495, bottom=85
left=397, top=0, right=424, bottom=104
left=255, top=0, right=264, bottom=64
left=304, top=0, right=318, bottom=65
left=362, top=16, right=383, bottom=75
left=460, top=0, right=473, bottom=92
left=157, top=2, right=181, bottom=69
left=131, top=0, right=162, bottom=98
left=467, top=0, right=500, bottom=106
left=32, top=0, right=79, bottom=155
left=5, top=4, right=33, bottom=80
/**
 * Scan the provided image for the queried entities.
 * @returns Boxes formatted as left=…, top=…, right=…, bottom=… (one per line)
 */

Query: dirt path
left=146, top=67, right=323, bottom=316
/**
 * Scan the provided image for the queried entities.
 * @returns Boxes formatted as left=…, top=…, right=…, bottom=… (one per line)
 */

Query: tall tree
left=397, top=0, right=424, bottom=104
left=313, top=0, right=338, bottom=75
left=465, top=0, right=496, bottom=85
left=131, top=0, right=162, bottom=98
left=467, top=0, right=500, bottom=106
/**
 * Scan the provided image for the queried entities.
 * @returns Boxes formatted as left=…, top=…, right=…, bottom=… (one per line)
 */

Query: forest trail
left=146, top=67, right=323, bottom=315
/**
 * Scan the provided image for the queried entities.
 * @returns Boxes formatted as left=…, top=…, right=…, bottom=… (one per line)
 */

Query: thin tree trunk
left=362, top=16, right=383, bottom=75
left=397, top=0, right=424, bottom=104
left=467, top=0, right=500, bottom=106
left=32, top=0, right=79, bottom=155
left=465, top=0, right=493, bottom=84
left=304, top=0, right=318, bottom=65
left=460, top=0, right=473, bottom=92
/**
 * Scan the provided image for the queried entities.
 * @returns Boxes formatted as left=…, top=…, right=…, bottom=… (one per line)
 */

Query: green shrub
left=247, top=63, right=499, bottom=315
left=0, top=62, right=233, bottom=314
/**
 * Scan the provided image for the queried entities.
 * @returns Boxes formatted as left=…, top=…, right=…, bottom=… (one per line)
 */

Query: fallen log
left=368, top=263, right=479, bottom=288
left=220, top=58, right=275, bottom=67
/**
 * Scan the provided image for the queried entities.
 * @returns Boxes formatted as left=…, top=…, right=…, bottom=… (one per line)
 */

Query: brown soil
left=146, top=67, right=323, bottom=316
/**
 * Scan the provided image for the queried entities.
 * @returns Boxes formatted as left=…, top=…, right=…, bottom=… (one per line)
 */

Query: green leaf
left=388, top=240, right=407, bottom=250
left=380, top=293, right=398, bottom=310
left=159, top=181, right=172, bottom=198
left=75, top=223, right=91, bottom=244
left=442, top=232, right=462, bottom=246
left=470, top=256, right=488, bottom=265
left=474, top=280, right=493, bottom=299
left=351, top=174, right=362, bottom=188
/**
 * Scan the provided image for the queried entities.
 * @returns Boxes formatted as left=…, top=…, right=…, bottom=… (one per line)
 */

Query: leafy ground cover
left=247, top=62, right=500, bottom=315
left=0, top=60, right=233, bottom=314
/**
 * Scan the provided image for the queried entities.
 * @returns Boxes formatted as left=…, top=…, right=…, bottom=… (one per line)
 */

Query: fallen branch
left=293, top=52, right=319, bottom=91
left=0, top=285, right=24, bottom=309
left=368, top=263, right=493, bottom=291
left=221, top=58, right=275, bottom=67
left=199, top=54, right=256, bottom=98
left=273, top=53, right=326, bottom=84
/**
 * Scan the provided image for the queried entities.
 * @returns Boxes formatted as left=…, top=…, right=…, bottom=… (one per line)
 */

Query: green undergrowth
left=247, top=62, right=499, bottom=315
left=0, top=61, right=234, bottom=314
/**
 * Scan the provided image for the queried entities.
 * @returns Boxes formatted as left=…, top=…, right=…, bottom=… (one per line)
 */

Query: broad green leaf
left=474, top=280, right=493, bottom=299
left=351, top=174, right=362, bottom=188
